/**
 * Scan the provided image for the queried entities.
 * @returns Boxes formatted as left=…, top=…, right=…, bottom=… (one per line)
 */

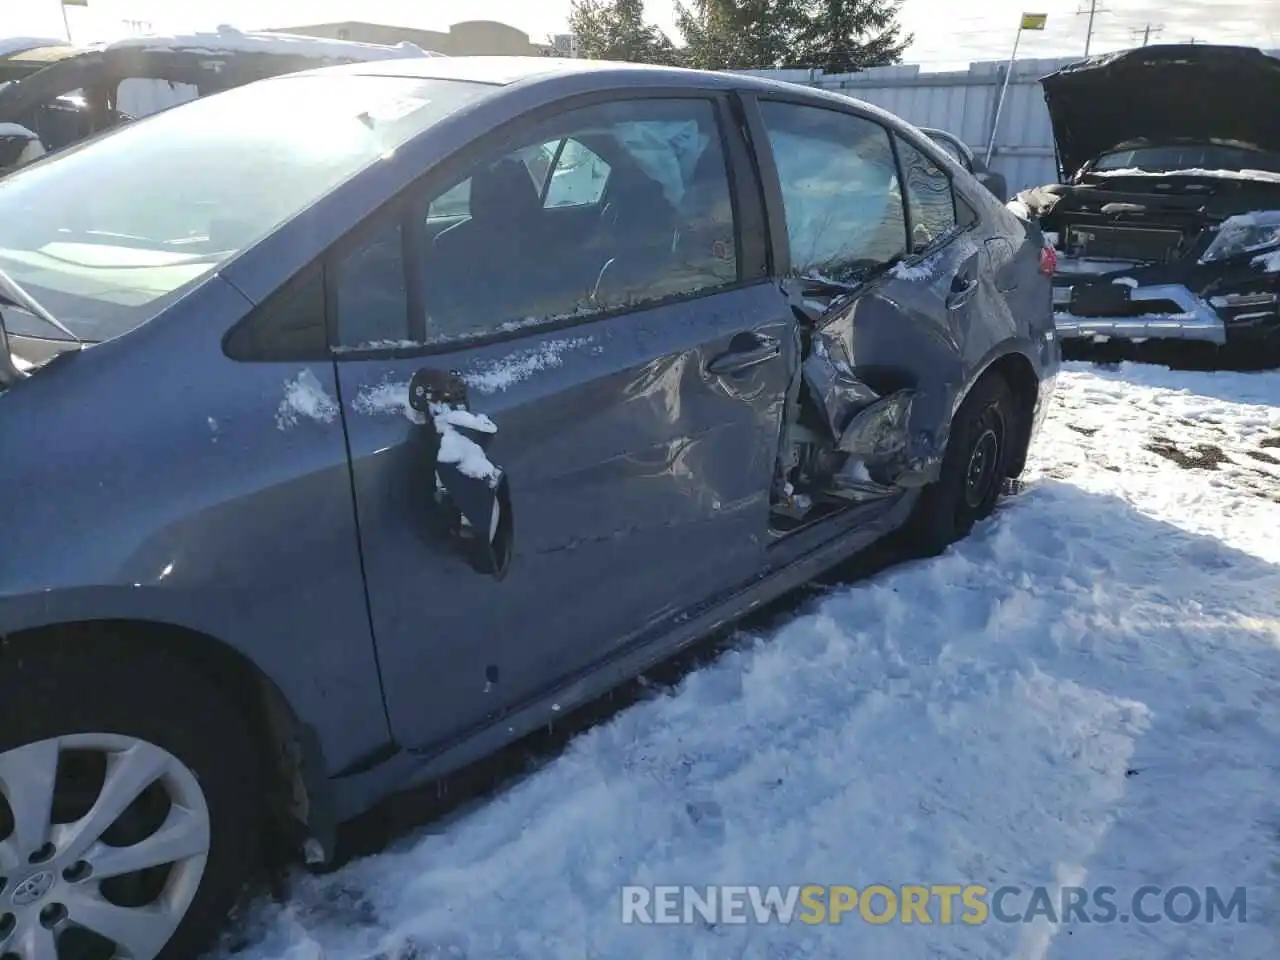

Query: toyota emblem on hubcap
left=11, top=870, right=55, bottom=907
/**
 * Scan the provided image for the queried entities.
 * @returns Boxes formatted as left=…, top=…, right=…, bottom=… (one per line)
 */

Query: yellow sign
left=1020, top=13, right=1048, bottom=30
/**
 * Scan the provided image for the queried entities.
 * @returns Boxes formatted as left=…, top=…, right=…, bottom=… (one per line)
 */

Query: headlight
left=1200, top=210, right=1280, bottom=263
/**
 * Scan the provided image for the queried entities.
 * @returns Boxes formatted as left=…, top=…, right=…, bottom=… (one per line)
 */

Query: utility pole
left=1130, top=23, right=1164, bottom=46
left=1077, top=0, right=1109, bottom=56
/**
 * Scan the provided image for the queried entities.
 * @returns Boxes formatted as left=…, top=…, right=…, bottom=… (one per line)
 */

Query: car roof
left=297, top=55, right=908, bottom=123
left=309, top=55, right=744, bottom=86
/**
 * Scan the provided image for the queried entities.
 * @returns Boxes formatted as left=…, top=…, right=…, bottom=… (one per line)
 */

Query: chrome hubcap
left=0, top=734, right=210, bottom=960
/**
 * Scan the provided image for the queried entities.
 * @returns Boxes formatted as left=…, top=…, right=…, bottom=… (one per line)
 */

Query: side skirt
left=324, top=489, right=918, bottom=828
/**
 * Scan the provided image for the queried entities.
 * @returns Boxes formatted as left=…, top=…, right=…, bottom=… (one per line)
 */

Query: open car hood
left=1040, top=44, right=1280, bottom=180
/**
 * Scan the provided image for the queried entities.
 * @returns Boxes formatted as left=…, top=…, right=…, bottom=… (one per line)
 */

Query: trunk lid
left=1040, top=44, right=1280, bottom=180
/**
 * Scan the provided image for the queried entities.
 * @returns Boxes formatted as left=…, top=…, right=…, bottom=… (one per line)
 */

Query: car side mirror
left=977, top=170, right=1008, bottom=201
left=408, top=367, right=514, bottom=579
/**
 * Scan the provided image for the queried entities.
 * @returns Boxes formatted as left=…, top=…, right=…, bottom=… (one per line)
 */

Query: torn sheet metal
left=800, top=334, right=880, bottom=440
left=827, top=456, right=899, bottom=501
left=835, top=387, right=915, bottom=482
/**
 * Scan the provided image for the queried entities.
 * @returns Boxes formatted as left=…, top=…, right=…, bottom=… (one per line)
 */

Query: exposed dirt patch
left=1062, top=338, right=1280, bottom=372
left=1146, top=437, right=1230, bottom=471
left=1260, top=436, right=1280, bottom=449
left=1246, top=449, right=1280, bottom=466
left=1067, top=424, right=1099, bottom=436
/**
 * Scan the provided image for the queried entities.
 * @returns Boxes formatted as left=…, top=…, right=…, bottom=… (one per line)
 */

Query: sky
left=8, top=0, right=1280, bottom=69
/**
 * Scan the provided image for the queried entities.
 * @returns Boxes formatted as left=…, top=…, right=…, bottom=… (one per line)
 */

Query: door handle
left=946, top=275, right=978, bottom=310
left=706, top=335, right=781, bottom=375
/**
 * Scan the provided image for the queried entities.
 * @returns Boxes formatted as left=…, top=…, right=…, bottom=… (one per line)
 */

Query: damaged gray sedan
left=0, top=56, right=1057, bottom=959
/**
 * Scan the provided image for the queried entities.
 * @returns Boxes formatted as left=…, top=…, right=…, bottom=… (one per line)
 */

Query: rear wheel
left=903, top=373, right=1015, bottom=555
left=0, top=638, right=261, bottom=960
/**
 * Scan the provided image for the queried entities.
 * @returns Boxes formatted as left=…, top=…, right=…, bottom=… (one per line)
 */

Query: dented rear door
left=747, top=95, right=997, bottom=493
left=332, top=93, right=790, bottom=753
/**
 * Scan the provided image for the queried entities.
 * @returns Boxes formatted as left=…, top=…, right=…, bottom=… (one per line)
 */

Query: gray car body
left=918, top=126, right=1009, bottom=201
left=0, top=56, right=1059, bottom=858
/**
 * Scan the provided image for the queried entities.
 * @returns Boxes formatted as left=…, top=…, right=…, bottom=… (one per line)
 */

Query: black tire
left=903, top=373, right=1015, bottom=555
left=0, top=634, right=261, bottom=960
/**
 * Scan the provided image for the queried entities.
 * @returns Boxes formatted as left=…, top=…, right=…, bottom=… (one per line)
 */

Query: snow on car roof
left=0, top=44, right=83, bottom=66
left=0, top=37, right=72, bottom=59
left=1093, top=167, right=1280, bottom=184
left=103, top=24, right=443, bottom=61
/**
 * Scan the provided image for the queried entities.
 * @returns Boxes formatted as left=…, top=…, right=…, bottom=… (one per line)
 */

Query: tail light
left=1039, top=242, right=1058, bottom=276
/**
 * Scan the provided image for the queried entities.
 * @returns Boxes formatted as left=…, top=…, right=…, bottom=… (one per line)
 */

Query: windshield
left=0, top=73, right=493, bottom=342
left=1091, top=143, right=1280, bottom=175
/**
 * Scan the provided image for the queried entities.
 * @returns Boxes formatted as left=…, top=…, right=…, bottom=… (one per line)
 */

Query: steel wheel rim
left=0, top=733, right=210, bottom=960
left=963, top=416, right=1003, bottom=510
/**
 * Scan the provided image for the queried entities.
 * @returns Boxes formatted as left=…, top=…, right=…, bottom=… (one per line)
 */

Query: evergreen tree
left=567, top=0, right=679, bottom=64
left=675, top=0, right=807, bottom=70
left=673, top=0, right=910, bottom=72
left=795, top=0, right=911, bottom=74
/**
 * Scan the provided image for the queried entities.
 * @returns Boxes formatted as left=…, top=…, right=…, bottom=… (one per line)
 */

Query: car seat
left=428, top=157, right=547, bottom=334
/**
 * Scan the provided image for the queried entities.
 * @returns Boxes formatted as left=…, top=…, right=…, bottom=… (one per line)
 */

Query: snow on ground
left=226, top=362, right=1280, bottom=960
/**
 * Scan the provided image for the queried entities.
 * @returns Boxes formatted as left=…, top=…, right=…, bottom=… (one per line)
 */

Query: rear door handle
left=946, top=275, right=978, bottom=309
left=706, top=334, right=781, bottom=375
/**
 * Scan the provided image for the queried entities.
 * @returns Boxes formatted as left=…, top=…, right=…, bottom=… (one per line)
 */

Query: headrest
left=469, top=157, right=541, bottom=222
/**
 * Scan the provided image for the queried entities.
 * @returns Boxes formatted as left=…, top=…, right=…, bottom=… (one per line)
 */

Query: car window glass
left=0, top=74, right=492, bottom=344
left=417, top=97, right=737, bottom=345
left=426, top=139, right=614, bottom=219
left=428, top=180, right=471, bottom=220
left=334, top=220, right=409, bottom=346
left=116, top=77, right=199, bottom=120
left=928, top=134, right=971, bottom=171
left=896, top=137, right=958, bottom=252
left=1092, top=144, right=1280, bottom=174
left=543, top=139, right=612, bottom=207
left=757, top=101, right=906, bottom=278
left=225, top=269, right=327, bottom=360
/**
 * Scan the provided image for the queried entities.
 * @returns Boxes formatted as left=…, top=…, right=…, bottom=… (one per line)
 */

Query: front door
left=332, top=93, right=792, bottom=752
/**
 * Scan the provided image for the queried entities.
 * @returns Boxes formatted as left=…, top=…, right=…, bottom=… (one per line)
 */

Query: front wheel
left=903, top=373, right=1015, bottom=555
left=0, top=637, right=261, bottom=960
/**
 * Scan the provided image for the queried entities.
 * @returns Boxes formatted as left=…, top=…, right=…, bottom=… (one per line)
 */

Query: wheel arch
left=958, top=346, right=1041, bottom=478
left=0, top=617, right=331, bottom=858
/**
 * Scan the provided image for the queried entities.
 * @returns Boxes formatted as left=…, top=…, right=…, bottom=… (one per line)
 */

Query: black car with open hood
left=1042, top=44, right=1280, bottom=181
left=1012, top=43, right=1280, bottom=350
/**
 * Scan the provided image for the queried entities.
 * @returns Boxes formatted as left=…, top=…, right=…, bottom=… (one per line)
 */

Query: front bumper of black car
left=1050, top=256, right=1280, bottom=345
